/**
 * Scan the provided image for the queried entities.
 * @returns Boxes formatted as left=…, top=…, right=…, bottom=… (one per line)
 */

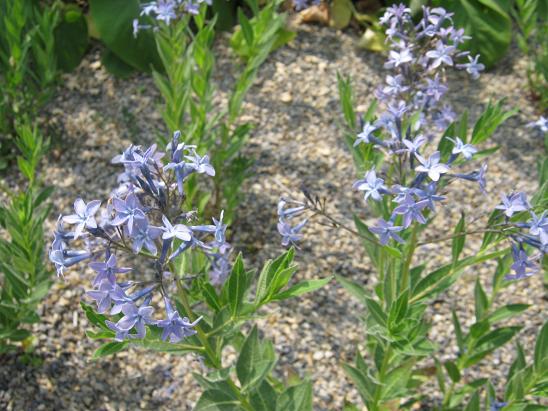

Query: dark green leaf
left=534, top=320, right=548, bottom=372
left=271, top=277, right=331, bottom=301
left=236, top=326, right=276, bottom=391
left=54, top=6, right=89, bottom=71
left=194, top=388, right=242, bottom=410
left=92, top=341, right=127, bottom=358
left=474, top=278, right=488, bottom=321
left=452, top=213, right=466, bottom=263
left=276, top=381, right=313, bottom=411
left=237, top=9, right=254, bottom=47
left=89, top=0, right=162, bottom=73
left=444, top=360, right=461, bottom=383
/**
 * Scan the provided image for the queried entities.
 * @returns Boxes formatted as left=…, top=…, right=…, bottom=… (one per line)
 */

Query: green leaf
left=54, top=6, right=89, bottom=72
left=101, top=48, right=135, bottom=78
left=382, top=360, right=415, bottom=400
left=236, top=326, right=276, bottom=392
left=452, top=213, right=466, bottom=262
left=249, top=380, right=277, bottom=411
left=276, top=381, right=313, bottom=411
left=464, top=326, right=522, bottom=367
left=92, top=341, right=127, bottom=358
left=223, top=254, right=250, bottom=317
left=534, top=320, right=548, bottom=372
left=343, top=364, right=375, bottom=404
left=436, top=0, right=512, bottom=68
left=388, top=290, right=409, bottom=328
left=89, top=0, right=162, bottom=73
left=194, top=388, right=242, bottom=410
left=444, top=360, right=461, bottom=383
left=237, top=9, right=254, bottom=47
left=336, top=274, right=367, bottom=303
left=470, top=100, right=517, bottom=144
left=474, top=278, right=488, bottom=321
left=365, top=298, right=387, bottom=327
left=452, top=310, right=465, bottom=352
left=464, top=390, right=480, bottom=411
left=271, top=277, right=331, bottom=301
left=330, top=0, right=353, bottom=29
left=337, top=72, right=356, bottom=129
left=487, top=304, right=530, bottom=324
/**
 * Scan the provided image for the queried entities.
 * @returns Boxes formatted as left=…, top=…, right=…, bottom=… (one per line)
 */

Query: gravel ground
left=0, top=24, right=546, bottom=410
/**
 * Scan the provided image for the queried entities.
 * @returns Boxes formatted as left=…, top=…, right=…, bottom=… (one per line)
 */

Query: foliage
left=0, top=0, right=87, bottom=168
left=0, top=121, right=53, bottom=353
left=511, top=0, right=548, bottom=109
left=276, top=4, right=546, bottom=409
left=433, top=0, right=512, bottom=69
left=88, top=0, right=162, bottom=76
left=148, top=1, right=289, bottom=223
left=53, top=134, right=329, bottom=410
left=0, top=0, right=58, bottom=166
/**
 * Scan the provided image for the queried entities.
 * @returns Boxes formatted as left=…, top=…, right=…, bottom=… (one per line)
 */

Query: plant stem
left=175, top=280, right=220, bottom=368
left=401, top=224, right=419, bottom=291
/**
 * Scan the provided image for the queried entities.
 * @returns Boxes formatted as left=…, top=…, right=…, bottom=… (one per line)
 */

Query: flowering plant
left=0, top=122, right=52, bottom=356
left=278, top=4, right=547, bottom=409
left=51, top=132, right=329, bottom=409
left=133, top=1, right=287, bottom=223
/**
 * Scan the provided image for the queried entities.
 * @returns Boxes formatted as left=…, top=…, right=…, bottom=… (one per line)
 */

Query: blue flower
left=89, top=254, right=131, bottom=286
left=353, top=169, right=387, bottom=202
left=63, top=198, right=101, bottom=239
left=369, top=219, right=405, bottom=245
left=86, top=280, right=114, bottom=314
left=131, top=218, right=163, bottom=255
left=506, top=244, right=538, bottom=280
left=112, top=302, right=156, bottom=340
left=157, top=299, right=201, bottom=343
left=447, top=137, right=477, bottom=160
left=111, top=193, right=146, bottom=235
left=495, top=193, right=530, bottom=218
left=415, top=151, right=450, bottom=181
left=425, top=40, right=455, bottom=68
left=278, top=218, right=308, bottom=247
left=393, top=194, right=429, bottom=228
left=49, top=249, right=92, bottom=277
left=161, top=215, right=192, bottom=242
left=528, top=211, right=548, bottom=246
left=354, top=122, right=378, bottom=146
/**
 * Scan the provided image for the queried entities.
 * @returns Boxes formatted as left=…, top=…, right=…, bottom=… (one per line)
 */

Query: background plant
left=52, top=134, right=329, bottom=410
left=511, top=0, right=548, bottom=110
left=0, top=0, right=88, bottom=168
left=0, top=121, right=53, bottom=356
left=131, top=0, right=293, bottom=224
left=277, top=4, right=547, bottom=409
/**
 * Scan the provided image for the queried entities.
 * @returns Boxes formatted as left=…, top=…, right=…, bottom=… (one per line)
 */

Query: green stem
left=373, top=345, right=392, bottom=409
left=175, top=282, right=253, bottom=410
left=401, top=224, right=419, bottom=291
left=175, top=280, right=220, bottom=368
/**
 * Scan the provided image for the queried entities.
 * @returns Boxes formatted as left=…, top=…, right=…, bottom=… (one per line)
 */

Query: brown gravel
left=0, top=23, right=546, bottom=411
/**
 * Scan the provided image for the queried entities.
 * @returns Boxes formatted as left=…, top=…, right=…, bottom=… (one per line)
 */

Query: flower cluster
left=49, top=132, right=231, bottom=342
left=277, top=4, right=547, bottom=281
left=279, top=6, right=487, bottom=246
left=494, top=192, right=547, bottom=280
left=378, top=4, right=484, bottom=132
left=133, top=0, right=211, bottom=35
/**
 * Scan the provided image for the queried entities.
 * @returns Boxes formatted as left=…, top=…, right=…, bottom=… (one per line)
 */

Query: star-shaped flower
left=63, top=198, right=101, bottom=239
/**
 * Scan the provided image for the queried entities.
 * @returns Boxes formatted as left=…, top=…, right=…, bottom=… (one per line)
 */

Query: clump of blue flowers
left=50, top=132, right=231, bottom=342
left=277, top=4, right=546, bottom=281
